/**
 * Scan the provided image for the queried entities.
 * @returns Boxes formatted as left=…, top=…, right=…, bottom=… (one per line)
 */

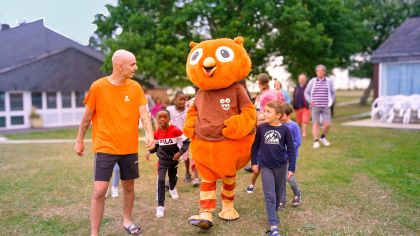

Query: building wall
left=0, top=91, right=30, bottom=129
left=373, top=64, right=379, bottom=99
left=0, top=90, right=86, bottom=130
left=379, top=61, right=420, bottom=97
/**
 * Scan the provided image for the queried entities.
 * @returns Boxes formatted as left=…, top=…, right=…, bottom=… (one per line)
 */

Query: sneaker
left=292, top=195, right=301, bottom=207
left=320, top=137, right=330, bottom=146
left=266, top=228, right=281, bottom=236
left=184, top=173, right=192, bottom=183
left=156, top=206, right=164, bottom=218
left=278, top=202, right=286, bottom=210
left=169, top=189, right=179, bottom=199
left=191, top=178, right=200, bottom=187
left=244, top=166, right=253, bottom=173
left=246, top=185, right=254, bottom=193
left=313, top=141, right=320, bottom=149
left=111, top=186, right=118, bottom=198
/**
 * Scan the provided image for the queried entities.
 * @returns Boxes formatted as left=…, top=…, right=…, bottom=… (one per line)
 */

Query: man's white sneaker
left=169, top=189, right=179, bottom=199
left=111, top=186, right=119, bottom=198
left=313, top=141, right=320, bottom=149
left=320, top=137, right=330, bottom=146
left=156, top=206, right=164, bottom=218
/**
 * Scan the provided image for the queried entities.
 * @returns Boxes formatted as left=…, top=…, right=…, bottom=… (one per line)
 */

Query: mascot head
left=186, top=37, right=252, bottom=90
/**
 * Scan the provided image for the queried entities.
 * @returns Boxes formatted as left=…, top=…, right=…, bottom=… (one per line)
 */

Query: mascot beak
left=202, top=57, right=217, bottom=77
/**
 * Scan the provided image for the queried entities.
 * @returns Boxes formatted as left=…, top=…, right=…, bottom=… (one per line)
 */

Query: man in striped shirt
left=304, top=65, right=336, bottom=148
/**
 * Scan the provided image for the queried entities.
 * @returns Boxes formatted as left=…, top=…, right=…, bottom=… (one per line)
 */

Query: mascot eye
left=220, top=99, right=225, bottom=104
left=189, top=48, right=203, bottom=65
left=215, top=46, right=234, bottom=62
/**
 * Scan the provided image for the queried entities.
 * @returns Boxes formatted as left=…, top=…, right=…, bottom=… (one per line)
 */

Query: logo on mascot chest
left=219, top=98, right=231, bottom=111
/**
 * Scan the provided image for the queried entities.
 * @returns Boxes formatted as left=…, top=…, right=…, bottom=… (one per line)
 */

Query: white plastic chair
left=387, top=95, right=410, bottom=123
left=403, top=94, right=420, bottom=123
left=371, top=96, right=394, bottom=122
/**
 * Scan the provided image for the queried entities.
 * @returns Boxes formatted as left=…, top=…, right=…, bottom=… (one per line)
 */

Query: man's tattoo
left=78, top=119, right=91, bottom=138
left=141, top=115, right=151, bottom=126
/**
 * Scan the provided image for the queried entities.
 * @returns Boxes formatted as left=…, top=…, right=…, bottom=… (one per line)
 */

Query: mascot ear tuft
left=234, top=36, right=244, bottom=46
left=189, top=42, right=198, bottom=49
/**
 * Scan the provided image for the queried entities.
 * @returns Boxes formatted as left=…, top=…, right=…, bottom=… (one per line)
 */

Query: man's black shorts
left=94, top=152, right=139, bottom=181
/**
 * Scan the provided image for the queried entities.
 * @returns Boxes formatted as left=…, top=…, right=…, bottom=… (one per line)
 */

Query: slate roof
left=0, top=47, right=104, bottom=92
left=0, top=19, right=105, bottom=91
left=371, top=17, right=420, bottom=63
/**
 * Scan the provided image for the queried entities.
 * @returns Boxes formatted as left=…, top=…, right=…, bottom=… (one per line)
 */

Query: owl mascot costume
left=183, top=37, right=257, bottom=229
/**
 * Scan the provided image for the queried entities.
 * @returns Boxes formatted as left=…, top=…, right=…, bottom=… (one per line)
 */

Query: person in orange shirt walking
left=74, top=49, right=154, bottom=236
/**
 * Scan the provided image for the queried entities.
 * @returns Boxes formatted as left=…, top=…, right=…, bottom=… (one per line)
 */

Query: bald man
left=75, top=49, right=154, bottom=235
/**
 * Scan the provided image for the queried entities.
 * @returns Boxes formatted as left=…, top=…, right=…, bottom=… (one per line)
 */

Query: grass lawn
left=2, top=127, right=91, bottom=140
left=0, top=91, right=418, bottom=235
left=333, top=104, right=371, bottom=120
left=3, top=129, right=145, bottom=140
left=0, top=125, right=419, bottom=235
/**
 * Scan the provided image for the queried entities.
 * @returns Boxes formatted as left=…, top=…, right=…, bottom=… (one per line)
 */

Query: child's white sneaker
left=247, top=184, right=255, bottom=193
left=313, top=141, right=320, bottom=149
left=111, top=186, right=119, bottom=198
left=169, top=188, right=179, bottom=199
left=156, top=206, right=164, bottom=218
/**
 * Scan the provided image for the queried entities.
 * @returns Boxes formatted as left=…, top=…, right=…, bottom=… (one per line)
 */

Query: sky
left=0, top=0, right=117, bottom=45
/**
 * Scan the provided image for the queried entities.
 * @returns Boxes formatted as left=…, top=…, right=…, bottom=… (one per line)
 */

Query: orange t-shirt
left=84, top=77, right=147, bottom=154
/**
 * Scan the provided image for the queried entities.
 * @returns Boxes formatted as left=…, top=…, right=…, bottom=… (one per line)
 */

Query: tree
left=93, top=0, right=196, bottom=86
left=93, top=0, right=407, bottom=88
left=267, top=0, right=366, bottom=79
left=92, top=0, right=276, bottom=86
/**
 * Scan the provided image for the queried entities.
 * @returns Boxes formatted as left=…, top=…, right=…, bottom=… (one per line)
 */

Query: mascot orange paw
left=222, top=115, right=249, bottom=140
left=183, top=126, right=195, bottom=139
left=188, top=212, right=213, bottom=229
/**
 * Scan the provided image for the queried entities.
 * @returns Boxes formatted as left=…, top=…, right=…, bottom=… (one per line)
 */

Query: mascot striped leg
left=219, top=175, right=239, bottom=220
left=188, top=178, right=216, bottom=229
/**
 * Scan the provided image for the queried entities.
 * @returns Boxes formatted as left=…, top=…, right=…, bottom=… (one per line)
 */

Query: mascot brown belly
left=183, top=37, right=256, bottom=229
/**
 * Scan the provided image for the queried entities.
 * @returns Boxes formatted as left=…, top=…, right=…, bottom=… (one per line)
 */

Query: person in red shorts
left=292, top=73, right=311, bottom=137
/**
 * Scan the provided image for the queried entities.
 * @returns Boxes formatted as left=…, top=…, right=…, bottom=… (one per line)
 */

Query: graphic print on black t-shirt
left=264, top=130, right=281, bottom=144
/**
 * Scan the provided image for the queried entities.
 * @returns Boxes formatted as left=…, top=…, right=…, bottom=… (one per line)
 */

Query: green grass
left=333, top=104, right=371, bottom=120
left=3, top=128, right=145, bottom=140
left=0, top=91, right=418, bottom=235
left=0, top=126, right=419, bottom=235
left=3, top=127, right=88, bottom=140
